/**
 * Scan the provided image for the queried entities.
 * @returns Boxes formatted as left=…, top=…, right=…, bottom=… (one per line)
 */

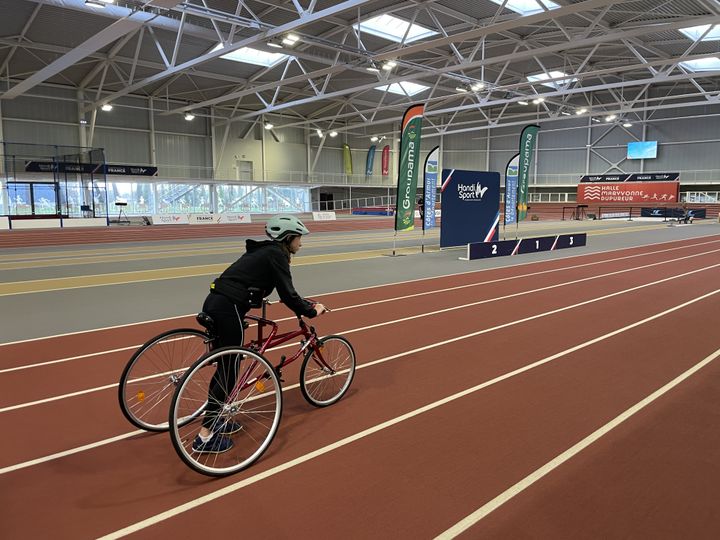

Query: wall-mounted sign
left=25, top=161, right=158, bottom=176
left=580, top=172, right=679, bottom=182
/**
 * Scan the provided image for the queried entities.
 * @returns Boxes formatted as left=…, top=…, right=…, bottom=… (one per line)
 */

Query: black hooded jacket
left=210, top=239, right=317, bottom=318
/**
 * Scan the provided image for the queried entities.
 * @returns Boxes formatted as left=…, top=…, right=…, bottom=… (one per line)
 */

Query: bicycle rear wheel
left=169, top=347, right=283, bottom=477
left=118, top=328, right=210, bottom=432
left=300, top=335, right=356, bottom=407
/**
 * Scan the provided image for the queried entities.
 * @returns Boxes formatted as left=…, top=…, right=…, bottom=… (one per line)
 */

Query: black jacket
left=210, top=239, right=317, bottom=318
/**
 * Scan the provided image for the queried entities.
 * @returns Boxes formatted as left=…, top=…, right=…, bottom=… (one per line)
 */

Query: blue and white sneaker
left=218, top=419, right=244, bottom=435
left=192, top=433, right=234, bottom=454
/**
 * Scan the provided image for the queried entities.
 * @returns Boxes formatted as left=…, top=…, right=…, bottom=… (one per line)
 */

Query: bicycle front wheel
left=119, top=328, right=211, bottom=432
left=169, top=347, right=283, bottom=477
left=300, top=335, right=356, bottom=407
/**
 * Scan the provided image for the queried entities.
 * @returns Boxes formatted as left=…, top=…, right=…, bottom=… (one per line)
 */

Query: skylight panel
left=527, top=70, right=578, bottom=89
left=680, top=57, right=720, bottom=72
left=679, top=25, right=720, bottom=42
left=374, top=82, right=430, bottom=97
left=488, top=0, right=560, bottom=16
left=354, top=14, right=439, bottom=43
left=212, top=44, right=288, bottom=67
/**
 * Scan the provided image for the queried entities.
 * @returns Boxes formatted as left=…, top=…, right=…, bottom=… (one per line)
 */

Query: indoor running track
left=1, top=235, right=720, bottom=539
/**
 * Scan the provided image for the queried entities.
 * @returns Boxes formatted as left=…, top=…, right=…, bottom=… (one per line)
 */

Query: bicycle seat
left=196, top=312, right=216, bottom=334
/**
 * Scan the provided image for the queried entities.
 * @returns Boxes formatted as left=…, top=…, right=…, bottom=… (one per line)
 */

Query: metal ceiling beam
left=1, top=0, right=182, bottom=100
left=90, top=0, right=377, bottom=110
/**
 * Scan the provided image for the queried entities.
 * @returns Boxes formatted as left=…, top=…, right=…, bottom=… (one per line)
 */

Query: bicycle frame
left=229, top=300, right=334, bottom=400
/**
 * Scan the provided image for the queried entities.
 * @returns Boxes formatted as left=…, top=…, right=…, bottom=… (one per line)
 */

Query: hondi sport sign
left=577, top=182, right=679, bottom=204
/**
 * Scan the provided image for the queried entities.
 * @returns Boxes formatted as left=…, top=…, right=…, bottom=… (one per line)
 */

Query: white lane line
left=4, top=256, right=720, bottom=412
left=3, top=257, right=719, bottom=413
left=4, top=238, right=720, bottom=372
left=2, top=277, right=719, bottom=476
left=434, top=345, right=720, bottom=539
left=97, top=289, right=720, bottom=539
left=3, top=234, right=719, bottom=347
left=0, top=431, right=143, bottom=475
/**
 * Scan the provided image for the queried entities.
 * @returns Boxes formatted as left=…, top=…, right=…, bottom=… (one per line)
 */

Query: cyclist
left=194, top=214, right=328, bottom=453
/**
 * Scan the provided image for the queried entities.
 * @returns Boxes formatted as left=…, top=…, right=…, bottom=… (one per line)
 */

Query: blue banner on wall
left=440, top=169, right=500, bottom=248
left=365, top=145, right=376, bottom=176
left=423, top=146, right=439, bottom=230
left=504, top=153, right=519, bottom=226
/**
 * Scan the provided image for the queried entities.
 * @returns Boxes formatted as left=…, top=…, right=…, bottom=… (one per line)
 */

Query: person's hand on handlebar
left=314, top=303, right=330, bottom=315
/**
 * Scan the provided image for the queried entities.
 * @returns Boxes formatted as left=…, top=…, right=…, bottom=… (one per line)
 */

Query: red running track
left=1, top=235, right=720, bottom=539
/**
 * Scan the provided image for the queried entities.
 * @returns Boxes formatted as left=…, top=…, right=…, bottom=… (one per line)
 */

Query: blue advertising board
left=440, top=169, right=500, bottom=248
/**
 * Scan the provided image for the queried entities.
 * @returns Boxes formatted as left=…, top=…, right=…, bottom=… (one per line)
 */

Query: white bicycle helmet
left=265, top=214, right=310, bottom=241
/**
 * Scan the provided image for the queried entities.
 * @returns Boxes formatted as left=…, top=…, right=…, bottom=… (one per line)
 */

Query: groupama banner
left=517, top=124, right=540, bottom=221
left=394, top=104, right=424, bottom=231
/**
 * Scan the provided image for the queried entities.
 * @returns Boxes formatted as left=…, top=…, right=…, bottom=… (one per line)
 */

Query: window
left=212, top=44, right=288, bottom=67
left=488, top=0, right=559, bottom=16
left=527, top=70, right=578, bottom=89
left=353, top=14, right=438, bottom=43
left=375, top=81, right=430, bottom=96
left=679, top=25, right=720, bottom=42
left=680, top=57, right=720, bottom=72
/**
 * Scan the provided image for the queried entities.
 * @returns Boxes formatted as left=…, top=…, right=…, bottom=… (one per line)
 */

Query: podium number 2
left=491, top=244, right=498, bottom=254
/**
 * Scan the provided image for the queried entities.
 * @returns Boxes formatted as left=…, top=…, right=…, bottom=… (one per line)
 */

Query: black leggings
left=201, top=292, right=247, bottom=430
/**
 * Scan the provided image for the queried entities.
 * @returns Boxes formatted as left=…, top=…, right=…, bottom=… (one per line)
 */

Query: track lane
left=2, top=251, right=719, bottom=464
left=105, top=275, right=720, bottom=539
left=1, top=262, right=719, bottom=538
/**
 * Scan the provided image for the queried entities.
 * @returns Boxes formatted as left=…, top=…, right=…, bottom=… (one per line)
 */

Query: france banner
left=504, top=153, right=519, bottom=226
left=423, top=145, right=439, bottom=230
left=440, top=169, right=500, bottom=248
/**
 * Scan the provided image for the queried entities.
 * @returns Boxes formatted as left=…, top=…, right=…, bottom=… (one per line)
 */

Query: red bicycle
left=167, top=298, right=356, bottom=476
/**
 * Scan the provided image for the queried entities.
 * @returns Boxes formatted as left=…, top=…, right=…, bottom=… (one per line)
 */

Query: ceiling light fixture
left=184, top=113, right=195, bottom=121
left=605, top=114, right=617, bottom=122
left=456, top=86, right=468, bottom=93
left=470, top=82, right=485, bottom=91
left=264, top=122, right=274, bottom=130
left=382, top=60, right=397, bottom=71
left=316, top=129, right=323, bottom=137
left=329, top=131, right=338, bottom=137
left=101, top=104, right=113, bottom=111
left=518, top=100, right=529, bottom=106
left=576, top=107, right=588, bottom=115
left=85, top=0, right=114, bottom=8
left=532, top=97, right=545, bottom=104
left=370, top=136, right=379, bottom=142
left=267, top=41, right=283, bottom=49
left=561, top=111, right=571, bottom=116
left=282, top=34, right=299, bottom=46
left=623, top=122, right=633, bottom=128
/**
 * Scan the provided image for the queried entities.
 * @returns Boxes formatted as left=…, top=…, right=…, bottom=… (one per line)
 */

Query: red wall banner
left=577, top=182, right=679, bottom=204
left=381, top=145, right=390, bottom=176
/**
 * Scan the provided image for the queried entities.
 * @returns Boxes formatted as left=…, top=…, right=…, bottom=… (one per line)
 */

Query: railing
left=311, top=195, right=396, bottom=212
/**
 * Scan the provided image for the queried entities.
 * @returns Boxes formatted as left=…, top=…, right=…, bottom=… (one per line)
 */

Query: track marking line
left=97, top=289, right=720, bottom=539
left=2, top=274, right=719, bottom=476
left=3, top=234, right=719, bottom=347
left=4, top=236, right=720, bottom=370
left=434, top=344, right=720, bottom=539
left=3, top=256, right=719, bottom=412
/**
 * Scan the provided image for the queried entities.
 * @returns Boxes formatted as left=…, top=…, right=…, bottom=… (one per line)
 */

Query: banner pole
left=393, top=231, right=397, bottom=256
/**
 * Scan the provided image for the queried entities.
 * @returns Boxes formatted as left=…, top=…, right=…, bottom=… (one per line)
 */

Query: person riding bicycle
left=195, top=214, right=328, bottom=453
